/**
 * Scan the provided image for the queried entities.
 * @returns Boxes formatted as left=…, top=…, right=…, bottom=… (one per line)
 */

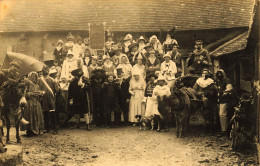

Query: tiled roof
left=209, top=31, right=249, bottom=57
left=0, top=0, right=255, bottom=32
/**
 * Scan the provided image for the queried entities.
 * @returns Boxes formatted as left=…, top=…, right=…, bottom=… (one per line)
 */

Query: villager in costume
left=53, top=39, right=65, bottom=66
left=132, top=53, right=146, bottom=79
left=137, top=36, right=147, bottom=55
left=146, top=50, right=161, bottom=75
left=187, top=40, right=212, bottom=75
left=60, top=50, right=78, bottom=82
left=147, top=35, right=163, bottom=60
left=162, top=33, right=178, bottom=54
left=68, top=68, right=91, bottom=129
left=73, top=36, right=85, bottom=59
left=170, top=44, right=182, bottom=77
left=144, top=73, right=158, bottom=117
left=90, top=67, right=106, bottom=126
left=88, top=56, right=98, bottom=78
left=21, top=72, right=44, bottom=136
left=152, top=74, right=171, bottom=116
left=38, top=66, right=59, bottom=134
left=103, top=54, right=116, bottom=76
left=160, top=52, right=177, bottom=89
left=102, top=73, right=121, bottom=127
left=127, top=43, right=139, bottom=66
left=129, top=69, right=146, bottom=124
left=193, top=69, right=217, bottom=130
left=82, top=48, right=92, bottom=67
left=116, top=55, right=132, bottom=124
left=215, top=69, right=234, bottom=137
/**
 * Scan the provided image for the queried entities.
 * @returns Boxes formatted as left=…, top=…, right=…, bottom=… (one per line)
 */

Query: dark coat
left=68, top=77, right=89, bottom=115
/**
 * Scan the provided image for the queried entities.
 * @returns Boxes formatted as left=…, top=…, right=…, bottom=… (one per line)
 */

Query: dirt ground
left=2, top=117, right=258, bottom=166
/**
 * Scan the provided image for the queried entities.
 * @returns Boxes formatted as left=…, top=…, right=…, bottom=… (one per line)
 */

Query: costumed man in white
left=60, top=50, right=78, bottom=82
left=160, top=52, right=177, bottom=89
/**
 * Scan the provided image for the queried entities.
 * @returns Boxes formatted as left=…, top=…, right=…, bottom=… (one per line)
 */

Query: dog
left=135, top=115, right=155, bottom=130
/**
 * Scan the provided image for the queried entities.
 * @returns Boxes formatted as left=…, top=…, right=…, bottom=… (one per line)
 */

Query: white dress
left=128, top=79, right=146, bottom=122
left=60, top=58, right=78, bottom=81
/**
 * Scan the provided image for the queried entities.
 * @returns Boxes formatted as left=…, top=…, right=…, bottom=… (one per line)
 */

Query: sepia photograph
left=0, top=0, right=259, bottom=165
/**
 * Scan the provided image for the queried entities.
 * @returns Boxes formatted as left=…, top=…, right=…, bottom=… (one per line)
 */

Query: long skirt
left=145, top=96, right=156, bottom=117
left=21, top=98, right=44, bottom=131
left=129, top=90, right=144, bottom=122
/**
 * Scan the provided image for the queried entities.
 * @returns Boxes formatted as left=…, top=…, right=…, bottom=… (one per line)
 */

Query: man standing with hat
left=90, top=67, right=106, bottom=127
left=160, top=52, right=177, bottom=89
left=187, top=40, right=212, bottom=75
left=68, top=68, right=91, bottom=129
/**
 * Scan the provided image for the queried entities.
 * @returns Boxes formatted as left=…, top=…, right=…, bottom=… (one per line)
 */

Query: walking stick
left=85, top=91, right=92, bottom=130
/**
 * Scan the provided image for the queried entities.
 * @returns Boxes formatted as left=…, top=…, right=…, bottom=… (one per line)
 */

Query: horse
left=1, top=79, right=27, bottom=144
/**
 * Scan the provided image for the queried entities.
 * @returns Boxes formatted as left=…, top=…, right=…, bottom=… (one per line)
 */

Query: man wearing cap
left=187, top=40, right=212, bottom=75
left=160, top=52, right=177, bottom=89
left=60, top=50, right=78, bottom=82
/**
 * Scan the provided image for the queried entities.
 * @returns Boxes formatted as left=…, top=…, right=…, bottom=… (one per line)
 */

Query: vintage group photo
left=0, top=0, right=259, bottom=165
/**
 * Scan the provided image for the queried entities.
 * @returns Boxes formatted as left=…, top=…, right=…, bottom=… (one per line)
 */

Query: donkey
left=1, top=80, right=27, bottom=143
left=158, top=87, right=191, bottom=137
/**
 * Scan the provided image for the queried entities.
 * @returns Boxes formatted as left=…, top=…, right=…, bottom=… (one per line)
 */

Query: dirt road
left=3, top=122, right=258, bottom=166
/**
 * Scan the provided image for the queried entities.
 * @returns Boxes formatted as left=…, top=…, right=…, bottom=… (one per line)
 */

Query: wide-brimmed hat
left=10, top=59, right=22, bottom=69
left=92, top=67, right=105, bottom=75
left=57, top=39, right=64, bottom=44
left=71, top=68, right=83, bottom=77
left=49, top=67, right=58, bottom=75
left=163, top=52, right=171, bottom=59
left=128, top=42, right=139, bottom=49
left=138, top=36, right=146, bottom=43
left=144, top=43, right=153, bottom=50
left=67, top=50, right=74, bottom=56
left=157, top=74, right=166, bottom=82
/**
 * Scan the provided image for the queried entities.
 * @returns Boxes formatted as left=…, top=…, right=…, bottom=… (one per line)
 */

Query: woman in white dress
left=128, top=69, right=146, bottom=125
left=132, top=53, right=146, bottom=79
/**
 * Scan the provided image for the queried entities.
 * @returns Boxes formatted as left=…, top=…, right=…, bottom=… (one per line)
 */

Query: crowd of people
left=0, top=31, right=234, bottom=143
